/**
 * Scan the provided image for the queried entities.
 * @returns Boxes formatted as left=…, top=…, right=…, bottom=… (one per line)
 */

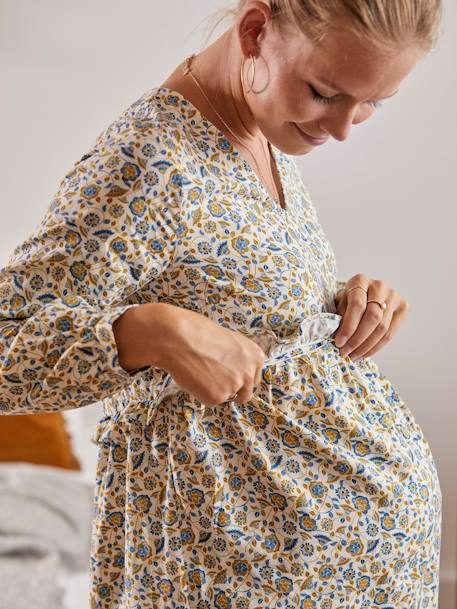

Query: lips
left=294, top=123, right=328, bottom=146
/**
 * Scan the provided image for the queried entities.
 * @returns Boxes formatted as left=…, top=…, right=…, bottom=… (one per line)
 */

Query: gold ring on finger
left=366, top=299, right=387, bottom=310
left=345, top=285, right=368, bottom=295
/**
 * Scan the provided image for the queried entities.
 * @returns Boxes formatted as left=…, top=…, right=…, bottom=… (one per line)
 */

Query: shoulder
left=84, top=86, right=191, bottom=172
left=27, top=88, right=204, bottom=259
left=58, top=87, right=200, bottom=208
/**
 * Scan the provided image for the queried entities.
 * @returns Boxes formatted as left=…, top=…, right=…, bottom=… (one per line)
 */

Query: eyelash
left=309, top=85, right=382, bottom=109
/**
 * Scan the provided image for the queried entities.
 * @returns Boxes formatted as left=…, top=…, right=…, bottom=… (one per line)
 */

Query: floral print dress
left=0, top=86, right=441, bottom=609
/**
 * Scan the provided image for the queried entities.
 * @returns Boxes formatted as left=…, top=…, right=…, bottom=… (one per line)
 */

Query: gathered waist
left=257, top=312, right=341, bottom=363
left=92, top=312, right=342, bottom=445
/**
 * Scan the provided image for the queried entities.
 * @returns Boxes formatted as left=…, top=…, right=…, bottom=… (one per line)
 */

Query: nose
left=320, top=104, right=359, bottom=142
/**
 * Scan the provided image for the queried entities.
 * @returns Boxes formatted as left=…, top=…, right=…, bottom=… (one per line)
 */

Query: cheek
left=279, top=82, right=320, bottom=122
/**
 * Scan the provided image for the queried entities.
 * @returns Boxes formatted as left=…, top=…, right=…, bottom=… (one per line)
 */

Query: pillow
left=0, top=412, right=81, bottom=470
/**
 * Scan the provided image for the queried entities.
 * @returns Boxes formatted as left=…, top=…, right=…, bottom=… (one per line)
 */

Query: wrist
left=113, top=302, right=176, bottom=372
left=142, top=302, right=180, bottom=369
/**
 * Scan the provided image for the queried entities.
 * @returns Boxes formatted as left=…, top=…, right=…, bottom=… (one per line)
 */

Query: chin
left=271, top=139, right=315, bottom=156
left=267, top=124, right=318, bottom=156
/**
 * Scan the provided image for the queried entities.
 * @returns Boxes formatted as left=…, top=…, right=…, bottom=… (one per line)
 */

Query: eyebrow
left=317, top=76, right=400, bottom=101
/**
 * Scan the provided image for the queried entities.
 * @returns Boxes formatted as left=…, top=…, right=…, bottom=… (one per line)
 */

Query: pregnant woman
left=0, top=0, right=443, bottom=608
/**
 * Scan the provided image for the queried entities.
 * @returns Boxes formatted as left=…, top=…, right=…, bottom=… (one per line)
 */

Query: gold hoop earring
left=241, top=54, right=256, bottom=94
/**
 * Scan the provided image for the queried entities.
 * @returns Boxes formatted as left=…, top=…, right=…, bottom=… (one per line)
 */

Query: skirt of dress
left=90, top=313, right=441, bottom=609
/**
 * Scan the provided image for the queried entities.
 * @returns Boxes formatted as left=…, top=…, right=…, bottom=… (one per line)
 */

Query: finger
left=353, top=303, right=408, bottom=360
left=340, top=288, right=390, bottom=356
left=334, top=279, right=370, bottom=347
left=233, top=357, right=264, bottom=405
left=335, top=290, right=347, bottom=316
left=256, top=353, right=267, bottom=387
left=335, top=285, right=346, bottom=304
left=254, top=359, right=264, bottom=389
left=349, top=308, right=395, bottom=359
left=235, top=376, right=255, bottom=405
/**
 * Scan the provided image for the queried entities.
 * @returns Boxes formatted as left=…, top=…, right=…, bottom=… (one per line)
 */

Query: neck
left=183, top=29, right=265, bottom=147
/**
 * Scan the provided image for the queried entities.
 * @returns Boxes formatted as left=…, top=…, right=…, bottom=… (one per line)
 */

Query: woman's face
left=238, top=4, right=423, bottom=155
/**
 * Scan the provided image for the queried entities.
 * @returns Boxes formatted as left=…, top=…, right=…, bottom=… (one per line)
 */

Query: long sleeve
left=0, top=114, right=188, bottom=415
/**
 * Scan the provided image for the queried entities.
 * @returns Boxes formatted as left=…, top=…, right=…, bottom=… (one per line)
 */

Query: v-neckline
left=267, top=140, right=287, bottom=211
left=152, top=86, right=290, bottom=217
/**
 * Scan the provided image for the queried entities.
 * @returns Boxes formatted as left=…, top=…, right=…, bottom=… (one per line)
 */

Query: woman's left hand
left=334, top=273, right=409, bottom=361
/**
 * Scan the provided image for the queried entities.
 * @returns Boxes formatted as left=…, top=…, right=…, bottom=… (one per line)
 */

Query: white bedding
left=0, top=461, right=95, bottom=609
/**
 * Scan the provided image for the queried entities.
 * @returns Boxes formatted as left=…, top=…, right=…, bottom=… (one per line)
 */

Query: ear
left=236, top=0, right=272, bottom=56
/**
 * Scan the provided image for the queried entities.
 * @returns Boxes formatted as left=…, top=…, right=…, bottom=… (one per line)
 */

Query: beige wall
left=1, top=1, right=455, bottom=606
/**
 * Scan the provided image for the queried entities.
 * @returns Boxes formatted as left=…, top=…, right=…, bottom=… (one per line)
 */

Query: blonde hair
left=202, top=0, right=443, bottom=54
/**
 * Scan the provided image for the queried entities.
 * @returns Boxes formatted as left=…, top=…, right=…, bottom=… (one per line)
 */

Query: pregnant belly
left=92, top=314, right=441, bottom=607
left=162, top=336, right=442, bottom=605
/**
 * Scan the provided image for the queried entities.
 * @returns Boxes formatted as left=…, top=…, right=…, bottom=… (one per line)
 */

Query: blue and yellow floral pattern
left=0, top=86, right=441, bottom=608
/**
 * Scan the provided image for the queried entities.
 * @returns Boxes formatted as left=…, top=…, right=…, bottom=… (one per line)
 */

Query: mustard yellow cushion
left=0, top=412, right=81, bottom=470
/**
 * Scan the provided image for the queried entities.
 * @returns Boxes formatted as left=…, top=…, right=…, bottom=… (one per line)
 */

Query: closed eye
left=309, top=84, right=382, bottom=109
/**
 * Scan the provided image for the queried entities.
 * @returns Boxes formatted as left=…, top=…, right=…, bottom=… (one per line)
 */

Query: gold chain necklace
left=182, top=53, right=281, bottom=207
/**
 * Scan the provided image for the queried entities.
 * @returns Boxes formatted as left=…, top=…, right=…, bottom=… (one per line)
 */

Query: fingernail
left=335, top=335, right=347, bottom=347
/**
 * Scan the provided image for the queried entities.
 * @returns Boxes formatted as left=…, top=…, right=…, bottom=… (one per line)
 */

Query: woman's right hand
left=151, top=303, right=267, bottom=407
